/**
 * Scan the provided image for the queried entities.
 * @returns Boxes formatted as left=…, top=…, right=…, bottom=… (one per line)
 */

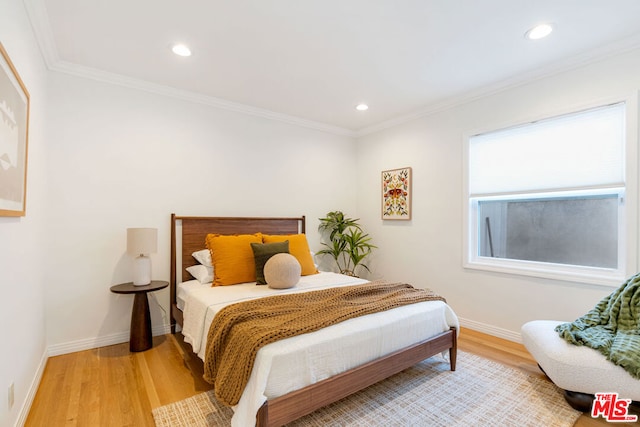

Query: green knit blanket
left=555, top=273, right=640, bottom=379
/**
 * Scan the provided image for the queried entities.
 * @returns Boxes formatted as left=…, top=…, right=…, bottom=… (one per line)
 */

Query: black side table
left=110, top=280, right=169, bottom=352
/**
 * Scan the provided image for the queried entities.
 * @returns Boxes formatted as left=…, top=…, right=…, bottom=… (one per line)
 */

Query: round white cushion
left=521, top=320, right=640, bottom=400
left=264, top=253, right=301, bottom=289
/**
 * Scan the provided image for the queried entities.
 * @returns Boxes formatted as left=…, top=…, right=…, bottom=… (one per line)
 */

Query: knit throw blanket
left=555, top=273, right=640, bottom=379
left=203, top=280, right=446, bottom=406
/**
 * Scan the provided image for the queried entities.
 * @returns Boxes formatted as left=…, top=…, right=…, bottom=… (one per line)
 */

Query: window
left=465, top=102, right=633, bottom=285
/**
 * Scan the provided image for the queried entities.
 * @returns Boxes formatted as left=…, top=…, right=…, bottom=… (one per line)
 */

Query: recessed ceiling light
left=525, top=24, right=553, bottom=40
left=356, top=103, right=369, bottom=111
left=172, top=44, right=192, bottom=57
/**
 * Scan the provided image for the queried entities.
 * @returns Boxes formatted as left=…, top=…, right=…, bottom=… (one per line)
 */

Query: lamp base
left=132, top=255, right=152, bottom=286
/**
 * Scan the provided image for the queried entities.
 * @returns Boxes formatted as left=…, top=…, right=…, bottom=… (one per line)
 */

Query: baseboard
left=153, top=323, right=173, bottom=336
left=458, top=317, right=523, bottom=343
left=45, top=319, right=517, bottom=356
left=47, top=323, right=173, bottom=356
left=15, top=349, right=47, bottom=427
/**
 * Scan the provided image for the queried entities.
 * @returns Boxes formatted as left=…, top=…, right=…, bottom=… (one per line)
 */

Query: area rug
left=152, top=351, right=582, bottom=426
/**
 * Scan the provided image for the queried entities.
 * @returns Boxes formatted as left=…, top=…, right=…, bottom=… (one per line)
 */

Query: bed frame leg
left=256, top=402, right=268, bottom=427
left=449, top=327, right=457, bottom=371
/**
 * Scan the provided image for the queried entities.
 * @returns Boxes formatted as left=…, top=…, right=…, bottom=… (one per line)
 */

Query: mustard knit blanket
left=203, top=281, right=446, bottom=406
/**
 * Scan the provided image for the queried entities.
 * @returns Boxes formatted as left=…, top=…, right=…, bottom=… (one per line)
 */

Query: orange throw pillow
left=205, top=233, right=263, bottom=286
left=262, top=234, right=318, bottom=276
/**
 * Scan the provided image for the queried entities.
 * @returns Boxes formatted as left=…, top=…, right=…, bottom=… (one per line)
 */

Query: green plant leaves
left=317, top=211, right=376, bottom=277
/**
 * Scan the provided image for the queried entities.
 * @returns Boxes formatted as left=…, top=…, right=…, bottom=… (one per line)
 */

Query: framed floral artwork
left=382, top=167, right=411, bottom=220
left=0, top=43, right=30, bottom=216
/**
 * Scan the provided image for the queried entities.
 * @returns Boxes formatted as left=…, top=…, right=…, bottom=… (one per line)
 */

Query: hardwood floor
left=25, top=328, right=638, bottom=426
left=25, top=334, right=212, bottom=427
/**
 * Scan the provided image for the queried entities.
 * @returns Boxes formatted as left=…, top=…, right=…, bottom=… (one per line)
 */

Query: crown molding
left=51, top=60, right=357, bottom=136
left=23, top=0, right=59, bottom=68
left=355, top=34, right=640, bottom=137
left=24, top=0, right=640, bottom=139
left=22, top=0, right=356, bottom=138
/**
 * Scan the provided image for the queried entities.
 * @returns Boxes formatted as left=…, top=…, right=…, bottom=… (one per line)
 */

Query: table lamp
left=127, top=227, right=158, bottom=286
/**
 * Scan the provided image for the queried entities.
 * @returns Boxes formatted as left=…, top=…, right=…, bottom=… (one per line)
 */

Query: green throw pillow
left=250, top=241, right=289, bottom=285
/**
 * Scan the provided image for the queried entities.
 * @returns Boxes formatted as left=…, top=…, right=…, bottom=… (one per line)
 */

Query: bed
left=170, top=214, right=459, bottom=427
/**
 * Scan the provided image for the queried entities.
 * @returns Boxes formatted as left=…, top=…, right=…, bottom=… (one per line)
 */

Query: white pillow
left=186, top=264, right=213, bottom=284
left=192, top=249, right=212, bottom=267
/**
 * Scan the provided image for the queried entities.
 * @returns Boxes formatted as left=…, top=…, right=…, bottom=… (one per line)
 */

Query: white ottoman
left=521, top=320, right=640, bottom=410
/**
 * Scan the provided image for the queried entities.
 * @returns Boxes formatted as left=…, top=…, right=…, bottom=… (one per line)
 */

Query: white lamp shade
left=127, top=228, right=157, bottom=256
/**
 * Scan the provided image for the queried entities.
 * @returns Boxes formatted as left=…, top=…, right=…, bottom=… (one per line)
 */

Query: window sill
left=464, top=257, right=624, bottom=288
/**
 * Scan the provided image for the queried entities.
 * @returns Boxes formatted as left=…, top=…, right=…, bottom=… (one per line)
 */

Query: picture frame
left=382, top=167, right=412, bottom=220
left=0, top=43, right=30, bottom=216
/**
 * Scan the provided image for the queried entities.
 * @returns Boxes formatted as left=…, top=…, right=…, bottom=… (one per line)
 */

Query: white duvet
left=180, top=272, right=459, bottom=427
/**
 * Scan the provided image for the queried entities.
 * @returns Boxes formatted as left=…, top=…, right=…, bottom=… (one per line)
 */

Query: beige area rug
left=152, top=351, right=581, bottom=427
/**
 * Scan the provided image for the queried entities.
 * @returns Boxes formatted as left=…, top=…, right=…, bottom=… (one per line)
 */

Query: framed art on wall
left=0, top=42, right=30, bottom=216
left=382, top=167, right=412, bottom=220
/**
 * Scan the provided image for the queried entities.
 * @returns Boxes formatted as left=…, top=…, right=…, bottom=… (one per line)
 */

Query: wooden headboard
left=169, top=214, right=306, bottom=330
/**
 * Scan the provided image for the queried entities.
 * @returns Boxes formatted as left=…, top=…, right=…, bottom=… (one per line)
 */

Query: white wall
left=0, top=2, right=49, bottom=427
left=356, top=48, right=640, bottom=340
left=6, top=3, right=640, bottom=422
left=43, top=72, right=358, bottom=351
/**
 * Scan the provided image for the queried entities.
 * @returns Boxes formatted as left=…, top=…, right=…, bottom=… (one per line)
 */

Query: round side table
left=110, top=280, right=168, bottom=352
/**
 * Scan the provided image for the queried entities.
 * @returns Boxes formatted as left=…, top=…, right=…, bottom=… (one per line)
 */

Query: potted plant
left=317, top=211, right=376, bottom=277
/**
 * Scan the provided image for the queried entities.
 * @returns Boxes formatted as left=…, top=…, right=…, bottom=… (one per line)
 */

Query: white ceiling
left=27, top=0, right=640, bottom=135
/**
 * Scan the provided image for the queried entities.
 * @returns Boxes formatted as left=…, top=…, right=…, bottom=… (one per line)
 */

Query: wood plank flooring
left=25, top=328, right=638, bottom=426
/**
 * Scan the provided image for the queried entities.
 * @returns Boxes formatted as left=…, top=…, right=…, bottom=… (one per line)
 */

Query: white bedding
left=176, top=279, right=204, bottom=311
left=179, top=272, right=459, bottom=427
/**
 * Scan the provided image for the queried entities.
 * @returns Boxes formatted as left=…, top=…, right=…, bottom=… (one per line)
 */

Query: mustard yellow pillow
left=205, top=233, right=263, bottom=286
left=262, top=234, right=318, bottom=276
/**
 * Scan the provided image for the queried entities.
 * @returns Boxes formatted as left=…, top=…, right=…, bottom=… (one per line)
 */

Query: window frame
left=462, top=94, right=638, bottom=288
